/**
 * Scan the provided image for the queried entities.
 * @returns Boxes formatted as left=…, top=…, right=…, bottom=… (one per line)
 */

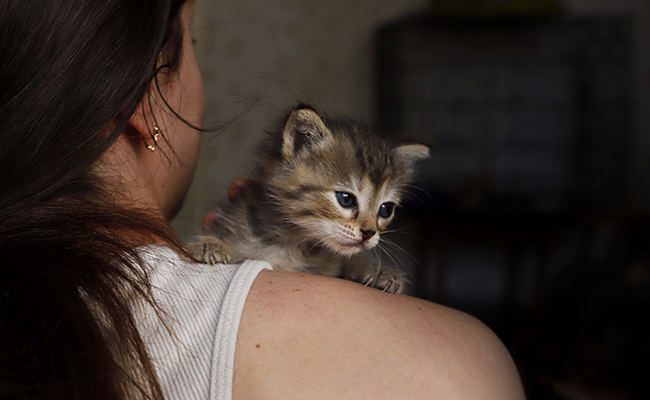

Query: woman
left=0, top=0, right=525, bottom=399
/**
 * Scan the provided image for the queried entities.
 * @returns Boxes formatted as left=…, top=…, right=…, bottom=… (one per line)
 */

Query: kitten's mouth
left=336, top=243, right=363, bottom=256
left=339, top=240, right=375, bottom=254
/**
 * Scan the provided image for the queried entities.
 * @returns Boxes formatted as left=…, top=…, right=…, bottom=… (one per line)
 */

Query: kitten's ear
left=394, top=143, right=430, bottom=165
left=281, top=107, right=332, bottom=160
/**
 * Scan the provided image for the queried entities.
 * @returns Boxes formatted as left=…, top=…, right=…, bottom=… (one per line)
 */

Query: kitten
left=188, top=106, right=428, bottom=294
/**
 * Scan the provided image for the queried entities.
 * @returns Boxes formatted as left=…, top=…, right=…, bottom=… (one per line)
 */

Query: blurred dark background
left=181, top=1, right=650, bottom=398
left=378, top=2, right=650, bottom=399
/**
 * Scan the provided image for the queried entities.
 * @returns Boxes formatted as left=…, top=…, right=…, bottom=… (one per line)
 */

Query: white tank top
left=133, top=245, right=272, bottom=400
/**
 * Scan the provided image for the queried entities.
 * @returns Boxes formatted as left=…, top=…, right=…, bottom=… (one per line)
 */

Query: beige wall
left=174, top=0, right=650, bottom=239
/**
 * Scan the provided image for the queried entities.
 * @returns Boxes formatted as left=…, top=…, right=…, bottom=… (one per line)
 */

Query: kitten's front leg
left=342, top=255, right=404, bottom=294
left=187, top=236, right=234, bottom=265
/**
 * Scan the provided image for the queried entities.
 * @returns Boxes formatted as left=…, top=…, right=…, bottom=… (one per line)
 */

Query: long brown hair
left=0, top=0, right=190, bottom=398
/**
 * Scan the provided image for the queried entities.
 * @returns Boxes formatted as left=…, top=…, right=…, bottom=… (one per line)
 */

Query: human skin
left=104, top=2, right=526, bottom=398
left=98, top=0, right=205, bottom=223
left=233, top=270, right=525, bottom=400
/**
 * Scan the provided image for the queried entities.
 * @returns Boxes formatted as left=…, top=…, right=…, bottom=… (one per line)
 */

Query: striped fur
left=188, top=106, right=428, bottom=293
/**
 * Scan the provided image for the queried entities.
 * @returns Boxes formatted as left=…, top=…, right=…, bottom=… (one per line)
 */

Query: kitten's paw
left=361, top=267, right=404, bottom=294
left=346, top=265, right=404, bottom=294
left=187, top=237, right=234, bottom=265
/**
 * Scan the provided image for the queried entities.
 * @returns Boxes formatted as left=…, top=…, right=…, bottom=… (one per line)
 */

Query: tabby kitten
left=188, top=106, right=428, bottom=294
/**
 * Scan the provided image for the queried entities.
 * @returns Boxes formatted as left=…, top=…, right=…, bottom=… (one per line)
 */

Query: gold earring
left=143, top=125, right=160, bottom=152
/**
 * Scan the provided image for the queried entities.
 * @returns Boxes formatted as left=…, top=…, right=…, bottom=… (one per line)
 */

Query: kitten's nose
left=361, top=229, right=376, bottom=241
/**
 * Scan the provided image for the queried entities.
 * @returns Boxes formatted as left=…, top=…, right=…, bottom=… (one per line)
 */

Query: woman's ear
left=124, top=103, right=159, bottom=153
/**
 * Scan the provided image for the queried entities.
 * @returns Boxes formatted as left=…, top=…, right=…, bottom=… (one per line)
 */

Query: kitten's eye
left=378, top=202, right=395, bottom=218
left=336, top=192, right=356, bottom=208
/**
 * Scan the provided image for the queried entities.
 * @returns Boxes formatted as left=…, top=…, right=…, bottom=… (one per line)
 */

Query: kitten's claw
left=372, top=267, right=403, bottom=294
left=187, top=237, right=234, bottom=266
left=348, top=265, right=404, bottom=294
left=362, top=276, right=375, bottom=287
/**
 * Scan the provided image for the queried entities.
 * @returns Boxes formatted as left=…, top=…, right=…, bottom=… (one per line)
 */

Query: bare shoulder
left=233, top=270, right=525, bottom=400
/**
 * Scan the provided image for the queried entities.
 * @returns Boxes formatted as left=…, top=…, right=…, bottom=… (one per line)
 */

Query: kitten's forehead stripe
left=368, top=167, right=386, bottom=187
left=355, top=178, right=364, bottom=192
left=355, top=147, right=368, bottom=172
left=347, top=134, right=392, bottom=188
